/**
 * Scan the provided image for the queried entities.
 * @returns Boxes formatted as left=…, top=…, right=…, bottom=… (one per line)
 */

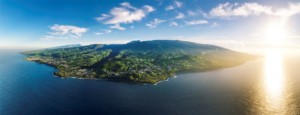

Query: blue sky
left=0, top=0, right=300, bottom=51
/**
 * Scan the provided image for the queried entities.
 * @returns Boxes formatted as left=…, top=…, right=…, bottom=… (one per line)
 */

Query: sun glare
left=264, top=19, right=287, bottom=46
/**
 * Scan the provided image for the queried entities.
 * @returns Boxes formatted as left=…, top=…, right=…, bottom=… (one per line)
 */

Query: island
left=22, top=40, right=255, bottom=84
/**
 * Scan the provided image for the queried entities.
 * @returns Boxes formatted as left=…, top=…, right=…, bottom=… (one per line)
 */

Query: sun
left=264, top=19, right=287, bottom=46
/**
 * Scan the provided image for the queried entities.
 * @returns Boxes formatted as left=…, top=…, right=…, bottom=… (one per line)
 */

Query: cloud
left=120, top=2, right=136, bottom=9
left=209, top=2, right=272, bottom=17
left=209, top=2, right=300, bottom=18
left=144, top=5, right=155, bottom=12
left=169, top=21, right=179, bottom=26
left=96, top=14, right=111, bottom=21
left=186, top=9, right=211, bottom=19
left=185, top=20, right=209, bottom=25
left=96, top=2, right=155, bottom=30
left=146, top=18, right=166, bottom=28
left=104, top=29, right=112, bottom=33
left=41, top=35, right=69, bottom=41
left=47, top=24, right=88, bottom=39
left=187, top=10, right=197, bottom=16
left=166, top=6, right=175, bottom=11
left=50, top=24, right=88, bottom=37
left=95, top=32, right=102, bottom=35
left=211, top=22, right=220, bottom=27
left=95, top=29, right=112, bottom=35
left=174, top=1, right=183, bottom=7
left=166, top=1, right=183, bottom=11
left=274, top=3, right=300, bottom=17
left=109, top=24, right=126, bottom=31
left=175, top=12, right=185, bottom=19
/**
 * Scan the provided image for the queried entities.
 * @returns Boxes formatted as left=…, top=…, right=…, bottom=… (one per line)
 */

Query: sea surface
left=0, top=49, right=300, bottom=115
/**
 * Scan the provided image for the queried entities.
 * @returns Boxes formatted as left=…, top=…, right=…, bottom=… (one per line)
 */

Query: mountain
left=23, top=40, right=255, bottom=84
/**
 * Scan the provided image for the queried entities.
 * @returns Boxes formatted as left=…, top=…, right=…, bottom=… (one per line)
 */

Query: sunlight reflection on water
left=263, top=48, right=286, bottom=114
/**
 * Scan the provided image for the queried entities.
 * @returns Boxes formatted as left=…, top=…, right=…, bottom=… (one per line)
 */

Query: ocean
left=0, top=50, right=299, bottom=115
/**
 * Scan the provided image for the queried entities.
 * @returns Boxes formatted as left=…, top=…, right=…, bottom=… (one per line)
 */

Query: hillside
left=23, top=40, right=255, bottom=84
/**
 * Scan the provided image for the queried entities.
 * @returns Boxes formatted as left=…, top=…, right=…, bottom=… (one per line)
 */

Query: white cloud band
left=210, top=2, right=300, bottom=18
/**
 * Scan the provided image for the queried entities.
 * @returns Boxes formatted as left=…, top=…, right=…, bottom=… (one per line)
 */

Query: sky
left=1, top=0, right=300, bottom=51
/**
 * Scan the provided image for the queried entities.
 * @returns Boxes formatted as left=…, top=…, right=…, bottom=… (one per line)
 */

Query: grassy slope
left=23, top=40, right=255, bottom=84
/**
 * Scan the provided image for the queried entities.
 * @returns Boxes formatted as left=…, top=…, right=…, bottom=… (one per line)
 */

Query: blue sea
left=1, top=50, right=300, bottom=115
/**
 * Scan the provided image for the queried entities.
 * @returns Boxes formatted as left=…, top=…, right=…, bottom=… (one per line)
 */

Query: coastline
left=23, top=54, right=257, bottom=85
